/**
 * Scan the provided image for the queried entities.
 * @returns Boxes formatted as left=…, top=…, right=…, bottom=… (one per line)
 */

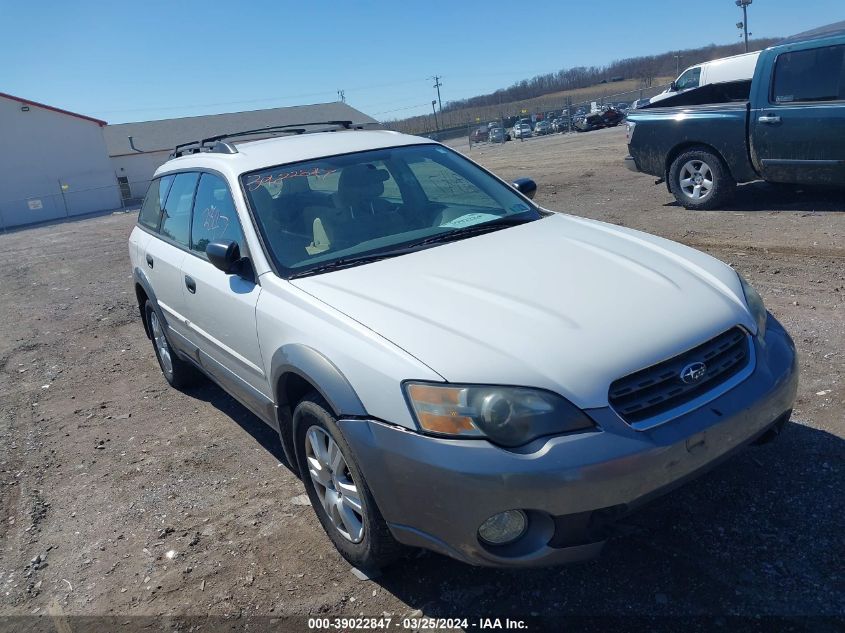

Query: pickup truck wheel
left=294, top=394, right=403, bottom=570
left=144, top=301, right=201, bottom=390
left=669, top=148, right=735, bottom=210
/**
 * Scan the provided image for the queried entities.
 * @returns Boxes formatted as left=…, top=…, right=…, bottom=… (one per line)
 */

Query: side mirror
left=207, top=240, right=245, bottom=275
left=512, top=177, right=537, bottom=200
left=670, top=81, right=678, bottom=91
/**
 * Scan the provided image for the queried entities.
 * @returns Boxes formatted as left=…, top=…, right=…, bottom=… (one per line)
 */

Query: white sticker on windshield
left=439, top=213, right=500, bottom=228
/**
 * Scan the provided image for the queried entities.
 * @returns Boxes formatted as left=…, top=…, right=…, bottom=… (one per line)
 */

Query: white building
left=0, top=92, right=122, bottom=230
left=104, top=102, right=379, bottom=203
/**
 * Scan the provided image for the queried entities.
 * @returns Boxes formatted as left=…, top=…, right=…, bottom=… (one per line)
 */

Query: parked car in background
left=534, top=121, right=552, bottom=135
left=575, top=107, right=624, bottom=132
left=488, top=127, right=510, bottom=143
left=626, top=21, right=845, bottom=209
left=131, top=125, right=796, bottom=570
left=471, top=127, right=489, bottom=143
left=512, top=123, right=533, bottom=139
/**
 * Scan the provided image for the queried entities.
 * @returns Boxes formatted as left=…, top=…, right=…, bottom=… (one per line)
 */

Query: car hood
left=292, top=214, right=754, bottom=409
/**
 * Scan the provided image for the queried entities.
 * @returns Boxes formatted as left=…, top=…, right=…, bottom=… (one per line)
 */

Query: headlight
left=404, top=382, right=594, bottom=447
left=738, top=273, right=767, bottom=338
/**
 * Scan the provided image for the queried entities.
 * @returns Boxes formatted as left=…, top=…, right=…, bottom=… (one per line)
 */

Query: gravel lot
left=0, top=127, right=842, bottom=630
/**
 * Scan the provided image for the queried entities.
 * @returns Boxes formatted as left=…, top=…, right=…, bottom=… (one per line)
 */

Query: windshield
left=241, top=143, right=541, bottom=277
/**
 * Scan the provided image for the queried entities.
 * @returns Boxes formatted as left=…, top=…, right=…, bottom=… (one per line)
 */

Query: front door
left=751, top=42, right=845, bottom=184
left=179, top=173, right=270, bottom=419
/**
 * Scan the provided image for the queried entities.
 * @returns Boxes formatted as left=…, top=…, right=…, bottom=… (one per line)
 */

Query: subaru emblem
left=680, top=362, right=707, bottom=384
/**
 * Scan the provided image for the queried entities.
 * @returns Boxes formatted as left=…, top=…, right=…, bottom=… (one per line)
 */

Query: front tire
left=294, top=394, right=403, bottom=570
left=144, top=300, right=201, bottom=389
left=668, top=147, right=735, bottom=210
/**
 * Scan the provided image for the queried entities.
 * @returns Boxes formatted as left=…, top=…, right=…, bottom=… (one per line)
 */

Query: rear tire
left=294, top=393, right=403, bottom=570
left=668, top=147, right=735, bottom=210
left=144, top=300, right=202, bottom=390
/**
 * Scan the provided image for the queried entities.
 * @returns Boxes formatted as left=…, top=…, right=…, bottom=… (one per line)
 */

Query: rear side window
left=138, top=175, right=174, bottom=231
left=772, top=45, right=845, bottom=103
left=160, top=173, right=199, bottom=247
left=190, top=173, right=243, bottom=257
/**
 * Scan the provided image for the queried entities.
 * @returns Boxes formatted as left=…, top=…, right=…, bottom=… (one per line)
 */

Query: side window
left=772, top=45, right=845, bottom=103
left=190, top=173, right=243, bottom=257
left=675, top=67, right=701, bottom=91
left=160, top=172, right=199, bottom=247
left=137, top=175, right=174, bottom=231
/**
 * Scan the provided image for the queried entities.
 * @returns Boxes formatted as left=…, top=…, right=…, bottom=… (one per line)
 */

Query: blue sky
left=1, top=0, right=842, bottom=123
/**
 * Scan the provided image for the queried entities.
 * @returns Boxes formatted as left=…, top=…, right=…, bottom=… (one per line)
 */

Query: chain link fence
left=0, top=178, right=147, bottom=232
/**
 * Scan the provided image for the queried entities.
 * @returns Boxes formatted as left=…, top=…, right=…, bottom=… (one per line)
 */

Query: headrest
left=337, top=164, right=389, bottom=204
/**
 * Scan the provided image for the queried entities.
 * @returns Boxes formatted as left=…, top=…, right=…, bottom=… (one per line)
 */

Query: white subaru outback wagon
left=128, top=123, right=797, bottom=569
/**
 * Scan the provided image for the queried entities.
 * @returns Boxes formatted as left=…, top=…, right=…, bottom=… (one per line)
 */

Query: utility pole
left=431, top=100, right=440, bottom=133
left=673, top=53, right=682, bottom=77
left=430, top=75, right=443, bottom=112
left=736, top=0, right=752, bottom=52
left=337, top=89, right=345, bottom=103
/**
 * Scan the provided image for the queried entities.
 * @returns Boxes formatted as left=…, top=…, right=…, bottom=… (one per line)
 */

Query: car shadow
left=665, top=181, right=845, bottom=212
left=183, top=380, right=291, bottom=468
left=369, top=421, right=843, bottom=620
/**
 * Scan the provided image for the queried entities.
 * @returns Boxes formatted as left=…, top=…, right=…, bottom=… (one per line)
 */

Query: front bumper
left=624, top=154, right=640, bottom=172
left=339, top=317, right=797, bottom=567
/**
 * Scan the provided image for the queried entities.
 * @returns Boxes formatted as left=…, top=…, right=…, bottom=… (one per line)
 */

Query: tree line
left=440, top=37, right=780, bottom=112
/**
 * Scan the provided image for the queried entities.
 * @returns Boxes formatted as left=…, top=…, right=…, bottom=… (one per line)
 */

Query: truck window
left=772, top=45, right=844, bottom=103
left=675, top=67, right=701, bottom=91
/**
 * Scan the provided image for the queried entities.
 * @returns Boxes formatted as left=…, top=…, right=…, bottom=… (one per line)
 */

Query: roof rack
left=170, top=120, right=364, bottom=158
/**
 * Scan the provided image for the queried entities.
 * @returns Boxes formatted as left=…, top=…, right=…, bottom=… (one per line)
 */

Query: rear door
left=751, top=42, right=845, bottom=184
left=144, top=172, right=199, bottom=349
left=179, top=172, right=269, bottom=417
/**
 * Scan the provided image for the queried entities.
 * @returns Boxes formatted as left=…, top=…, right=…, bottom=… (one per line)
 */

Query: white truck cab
left=650, top=51, right=761, bottom=104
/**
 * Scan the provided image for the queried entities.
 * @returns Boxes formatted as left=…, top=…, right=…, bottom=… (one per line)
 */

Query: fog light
left=478, top=510, right=528, bottom=545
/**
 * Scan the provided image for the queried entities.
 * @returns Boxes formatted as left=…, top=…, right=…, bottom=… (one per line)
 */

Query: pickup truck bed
left=626, top=101, right=758, bottom=186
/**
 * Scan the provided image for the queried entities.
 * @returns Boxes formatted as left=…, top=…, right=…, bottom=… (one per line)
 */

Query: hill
left=386, top=37, right=780, bottom=135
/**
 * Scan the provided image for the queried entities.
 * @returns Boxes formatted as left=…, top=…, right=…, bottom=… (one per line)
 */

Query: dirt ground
left=0, top=127, right=842, bottom=630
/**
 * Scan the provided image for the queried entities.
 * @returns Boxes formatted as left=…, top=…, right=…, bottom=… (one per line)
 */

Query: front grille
left=609, top=327, right=751, bottom=425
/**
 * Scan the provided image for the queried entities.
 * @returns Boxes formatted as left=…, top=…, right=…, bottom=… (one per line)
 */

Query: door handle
left=184, top=276, right=196, bottom=294
left=145, top=254, right=154, bottom=268
left=759, top=115, right=781, bottom=124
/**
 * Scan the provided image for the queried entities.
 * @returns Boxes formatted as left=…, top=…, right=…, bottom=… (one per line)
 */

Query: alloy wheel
left=149, top=311, right=173, bottom=378
left=305, top=426, right=365, bottom=543
left=679, top=159, right=714, bottom=201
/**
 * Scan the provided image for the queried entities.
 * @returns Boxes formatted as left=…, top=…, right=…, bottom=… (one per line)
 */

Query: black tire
left=293, top=393, right=403, bottom=570
left=144, top=300, right=202, bottom=390
left=668, top=147, right=735, bottom=210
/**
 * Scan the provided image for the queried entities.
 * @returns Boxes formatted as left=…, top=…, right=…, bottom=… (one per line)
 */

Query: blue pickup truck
left=625, top=22, right=845, bottom=209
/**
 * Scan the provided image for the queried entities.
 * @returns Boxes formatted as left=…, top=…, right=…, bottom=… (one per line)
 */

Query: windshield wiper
left=405, top=216, right=534, bottom=248
left=289, top=247, right=418, bottom=279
